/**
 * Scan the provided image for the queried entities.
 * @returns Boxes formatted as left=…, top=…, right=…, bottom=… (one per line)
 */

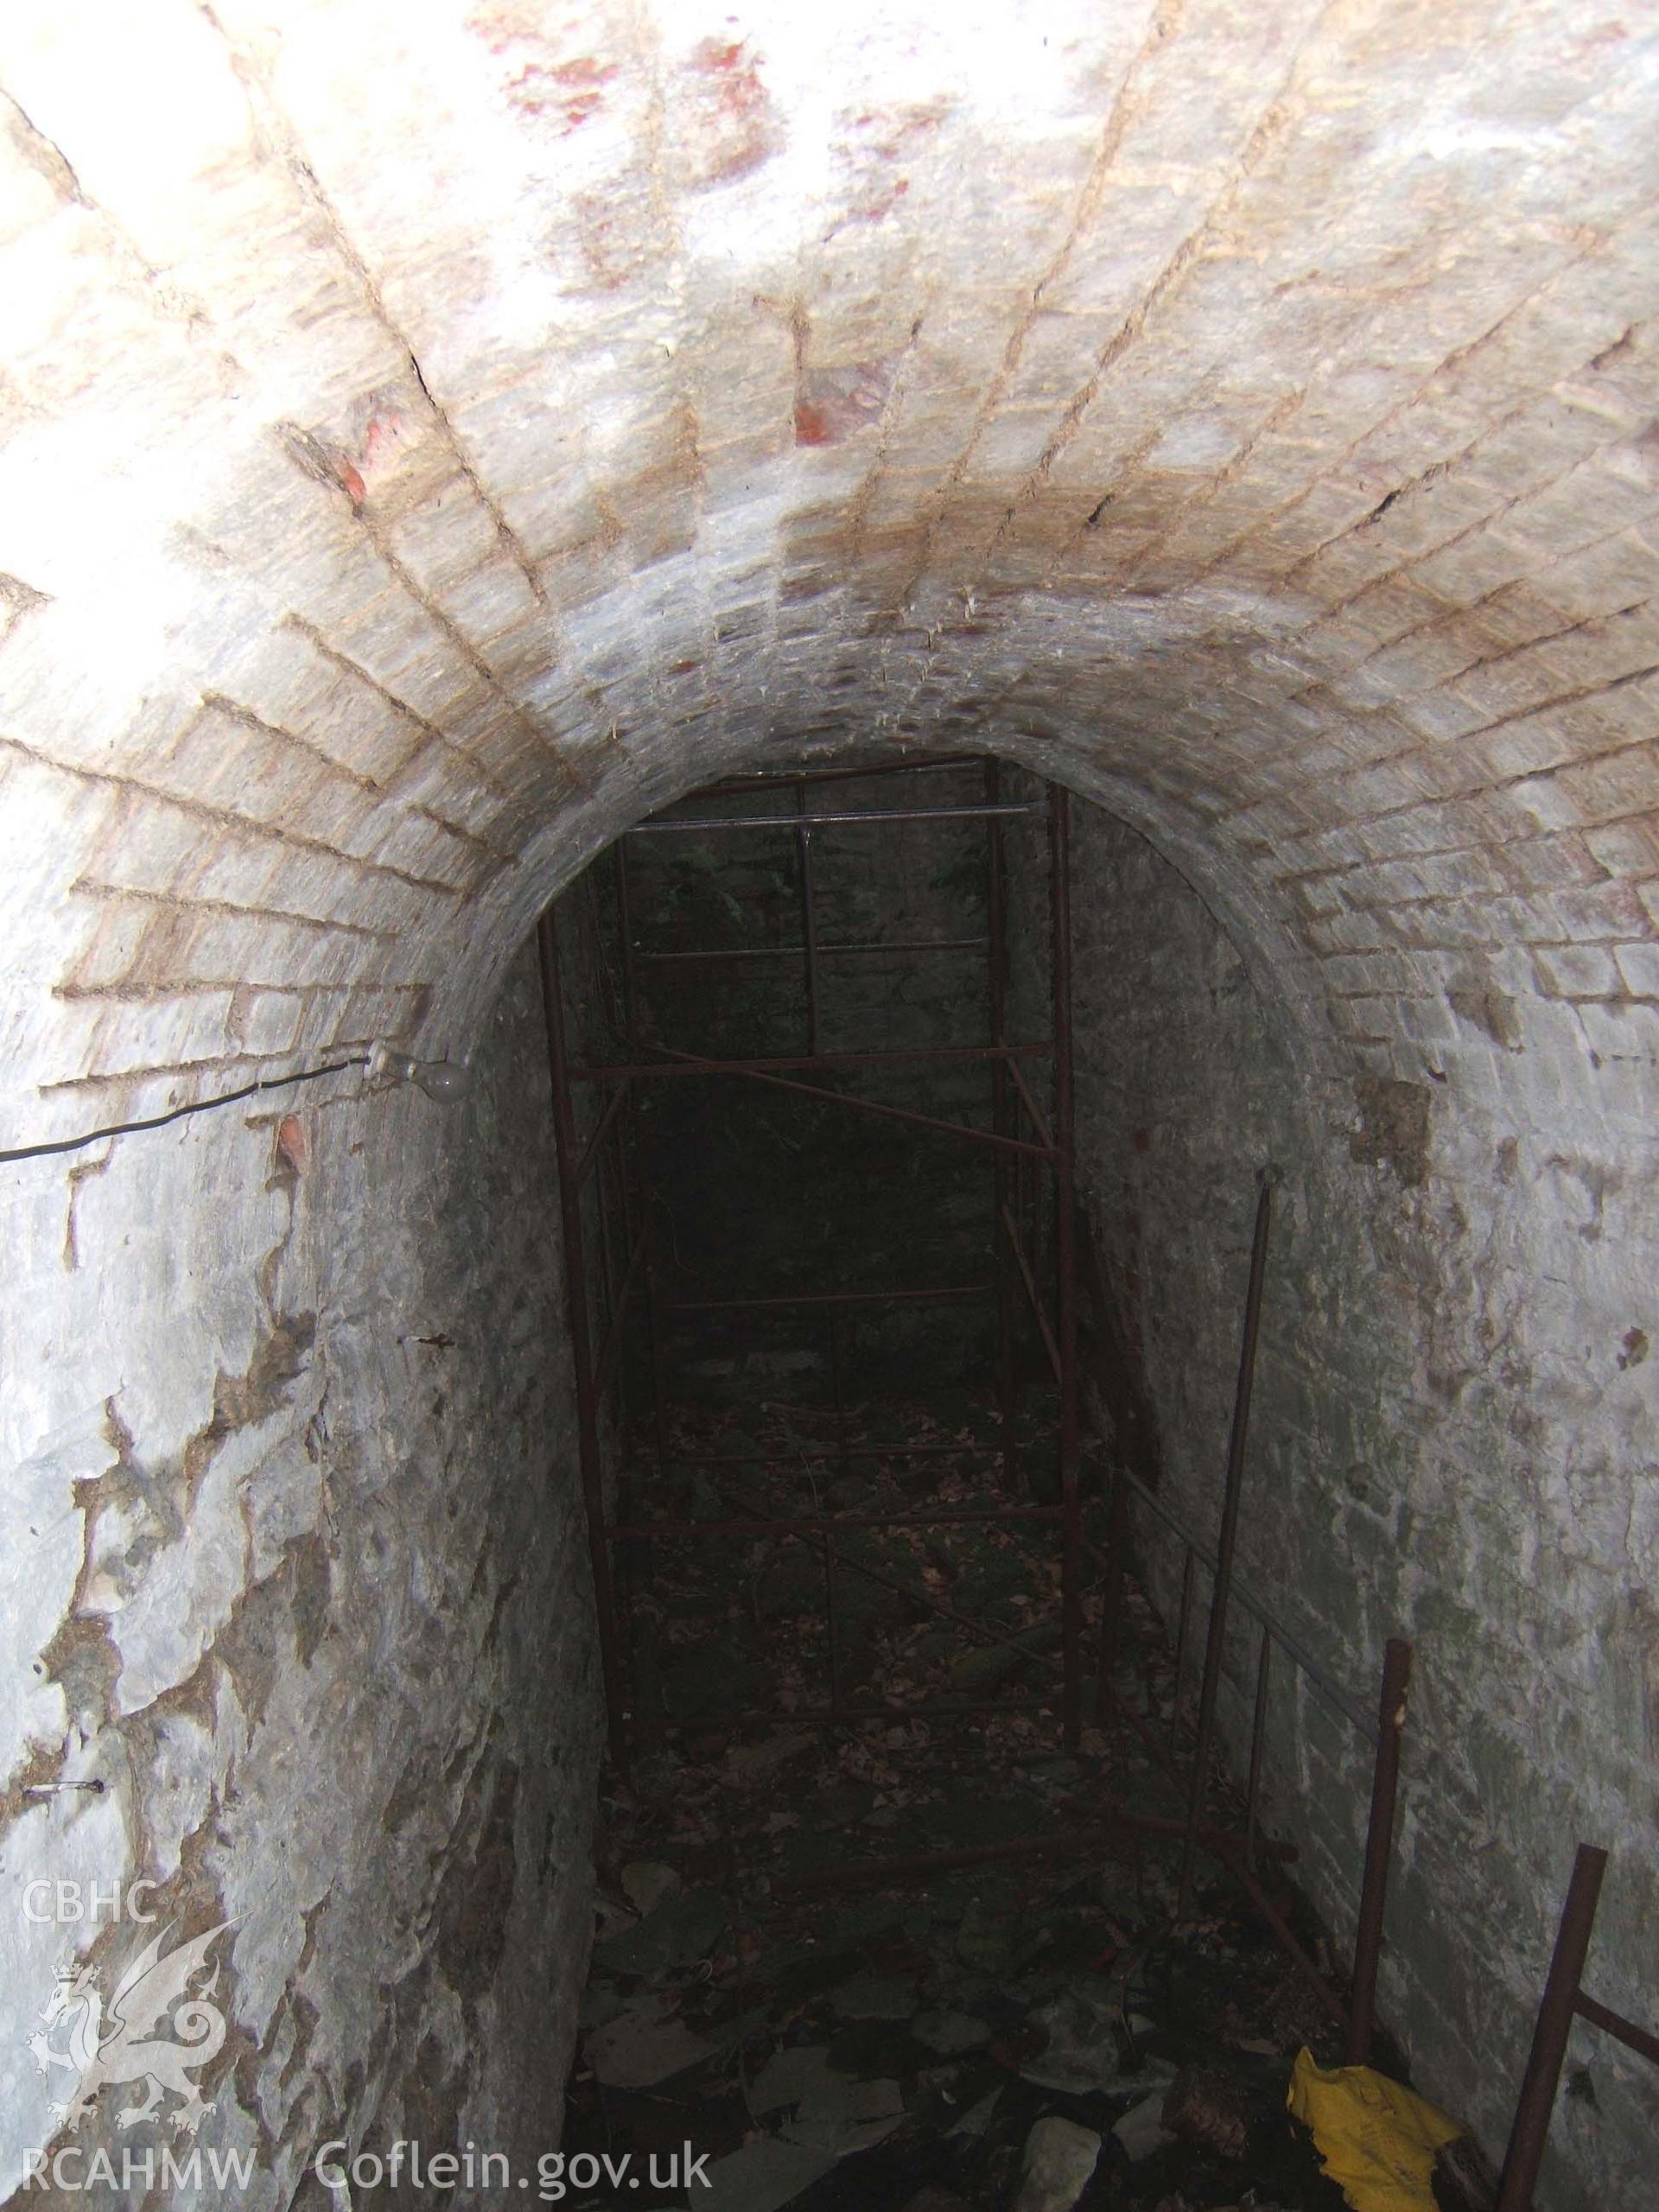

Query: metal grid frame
left=537, top=756, right=1084, bottom=1760
left=535, top=752, right=1415, bottom=2068
left=1497, top=1842, right=1659, bottom=2209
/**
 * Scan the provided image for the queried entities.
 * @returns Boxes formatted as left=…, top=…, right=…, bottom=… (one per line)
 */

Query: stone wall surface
left=1057, top=796, right=1658, bottom=2210
left=1, top=2, right=1658, bottom=1133
left=0, top=944, right=601, bottom=2209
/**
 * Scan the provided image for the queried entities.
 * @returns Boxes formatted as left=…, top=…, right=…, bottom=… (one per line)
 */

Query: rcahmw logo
left=22, top=1922, right=231, bottom=2140
left=20, top=2145, right=256, bottom=2195
left=22, top=1880, right=161, bottom=1925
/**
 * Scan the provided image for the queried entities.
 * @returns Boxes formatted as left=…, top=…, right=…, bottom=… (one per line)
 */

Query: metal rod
left=640, top=1039, right=1055, bottom=1160
left=1051, top=785, right=1082, bottom=1751
left=1245, top=1624, right=1272, bottom=1870
left=537, top=906, right=627, bottom=1764
left=1178, top=1172, right=1274, bottom=1916
left=1001, top=1203, right=1063, bottom=1382
left=626, top=801, right=1048, bottom=835
left=1345, top=1637, right=1413, bottom=2063
left=569, top=1042, right=1051, bottom=1082
left=669, top=1282, right=992, bottom=1315
left=776, top=1815, right=1299, bottom=1897
left=1574, top=1992, right=1659, bottom=2069
left=1497, top=1844, right=1610, bottom=2212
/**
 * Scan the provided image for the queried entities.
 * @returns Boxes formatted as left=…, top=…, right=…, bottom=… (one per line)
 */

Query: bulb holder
left=366, top=1041, right=474, bottom=1102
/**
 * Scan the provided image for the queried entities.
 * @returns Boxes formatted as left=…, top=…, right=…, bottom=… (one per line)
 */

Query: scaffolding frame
left=537, top=756, right=1084, bottom=1764
left=536, top=752, right=1418, bottom=2068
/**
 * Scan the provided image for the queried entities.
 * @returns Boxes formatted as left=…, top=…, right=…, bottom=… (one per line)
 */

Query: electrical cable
left=0, top=1053, right=371, bottom=1167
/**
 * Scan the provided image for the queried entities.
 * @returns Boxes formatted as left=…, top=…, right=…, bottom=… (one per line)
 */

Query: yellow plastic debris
left=1286, top=2048, right=1462, bottom=2212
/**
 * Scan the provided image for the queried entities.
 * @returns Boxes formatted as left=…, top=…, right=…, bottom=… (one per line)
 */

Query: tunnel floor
left=562, top=1393, right=1474, bottom=2212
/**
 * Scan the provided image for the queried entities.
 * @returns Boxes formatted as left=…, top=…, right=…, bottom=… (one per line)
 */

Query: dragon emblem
left=28, top=1923, right=229, bottom=2136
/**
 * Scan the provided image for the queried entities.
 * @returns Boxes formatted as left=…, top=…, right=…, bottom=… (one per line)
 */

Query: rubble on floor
left=563, top=1399, right=1480, bottom=2212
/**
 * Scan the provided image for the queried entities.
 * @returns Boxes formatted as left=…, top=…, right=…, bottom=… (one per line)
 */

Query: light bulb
left=410, top=1058, right=472, bottom=1102
left=366, top=1041, right=473, bottom=1101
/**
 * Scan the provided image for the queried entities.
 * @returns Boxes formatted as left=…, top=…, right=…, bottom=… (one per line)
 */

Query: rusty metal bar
left=669, top=1282, right=992, bottom=1315
left=537, top=906, right=626, bottom=1764
left=569, top=1041, right=1051, bottom=1082
left=1001, top=1203, right=1062, bottom=1382
left=1574, top=1992, right=1659, bottom=2068
left=1178, top=1172, right=1274, bottom=1916
left=1497, top=1845, right=1610, bottom=2212
left=776, top=1815, right=1299, bottom=1897
left=626, top=800, right=1048, bottom=835
left=1345, top=1637, right=1413, bottom=2064
left=639, top=1038, right=1053, bottom=1160
left=1050, top=785, right=1082, bottom=1750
